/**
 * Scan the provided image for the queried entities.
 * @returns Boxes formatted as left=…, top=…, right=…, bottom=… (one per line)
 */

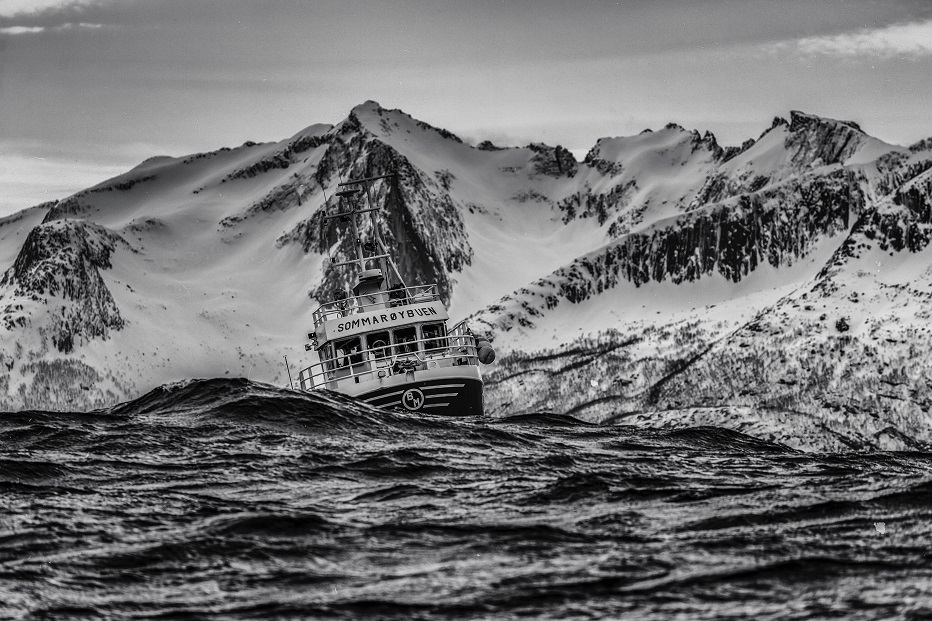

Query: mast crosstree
left=322, top=172, right=405, bottom=290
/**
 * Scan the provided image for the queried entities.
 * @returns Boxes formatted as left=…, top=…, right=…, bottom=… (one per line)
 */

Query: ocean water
left=2, top=378, right=931, bottom=620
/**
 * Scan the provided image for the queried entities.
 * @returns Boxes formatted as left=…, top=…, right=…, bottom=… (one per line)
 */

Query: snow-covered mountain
left=0, top=101, right=606, bottom=409
left=472, top=114, right=932, bottom=451
left=2, top=101, right=931, bottom=450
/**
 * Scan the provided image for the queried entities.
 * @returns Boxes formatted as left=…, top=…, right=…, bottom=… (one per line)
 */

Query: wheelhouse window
left=393, top=326, right=417, bottom=355
left=422, top=322, right=448, bottom=353
left=334, top=337, right=362, bottom=367
left=321, top=342, right=336, bottom=372
left=365, top=331, right=391, bottom=359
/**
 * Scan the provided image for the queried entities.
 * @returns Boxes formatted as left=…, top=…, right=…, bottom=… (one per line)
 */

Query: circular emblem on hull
left=401, top=388, right=426, bottom=411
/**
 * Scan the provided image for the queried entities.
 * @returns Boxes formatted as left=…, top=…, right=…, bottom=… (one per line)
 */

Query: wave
left=495, top=412, right=599, bottom=427
left=0, top=458, right=72, bottom=482
left=102, top=378, right=454, bottom=437
left=206, top=511, right=338, bottom=537
left=5, top=379, right=829, bottom=460
left=615, top=555, right=917, bottom=602
left=653, top=426, right=797, bottom=454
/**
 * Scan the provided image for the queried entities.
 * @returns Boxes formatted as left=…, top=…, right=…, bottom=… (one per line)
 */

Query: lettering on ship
left=336, top=306, right=439, bottom=333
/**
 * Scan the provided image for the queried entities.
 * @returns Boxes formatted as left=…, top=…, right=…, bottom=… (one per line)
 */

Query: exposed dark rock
left=414, top=119, right=463, bottom=144
left=785, top=111, right=868, bottom=168
left=908, top=137, right=932, bottom=153
left=546, top=169, right=864, bottom=305
left=42, top=196, right=89, bottom=223
left=225, top=133, right=331, bottom=181
left=477, top=140, right=506, bottom=151
left=0, top=219, right=125, bottom=352
left=435, top=169, right=454, bottom=191
left=279, top=123, right=472, bottom=305
left=528, top=143, right=578, bottom=178
left=721, top=138, right=757, bottom=163
left=559, top=181, right=637, bottom=226
left=221, top=179, right=309, bottom=228
left=582, top=151, right=624, bottom=176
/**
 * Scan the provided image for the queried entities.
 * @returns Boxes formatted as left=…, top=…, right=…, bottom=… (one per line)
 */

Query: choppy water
left=2, top=378, right=932, bottom=620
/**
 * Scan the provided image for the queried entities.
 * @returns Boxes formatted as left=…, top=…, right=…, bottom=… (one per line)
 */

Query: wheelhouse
left=298, top=280, right=480, bottom=391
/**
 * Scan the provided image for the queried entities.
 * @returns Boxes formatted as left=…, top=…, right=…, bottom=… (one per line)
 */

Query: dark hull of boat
left=357, top=376, right=483, bottom=416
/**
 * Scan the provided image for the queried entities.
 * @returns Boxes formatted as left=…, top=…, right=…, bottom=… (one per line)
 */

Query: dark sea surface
left=2, top=378, right=932, bottom=620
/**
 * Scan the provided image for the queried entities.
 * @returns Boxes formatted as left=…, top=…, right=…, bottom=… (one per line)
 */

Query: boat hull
left=339, top=365, right=484, bottom=416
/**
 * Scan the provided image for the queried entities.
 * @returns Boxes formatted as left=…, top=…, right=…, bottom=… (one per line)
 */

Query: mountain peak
left=789, top=110, right=863, bottom=134
left=352, top=99, right=384, bottom=114
left=345, top=100, right=464, bottom=145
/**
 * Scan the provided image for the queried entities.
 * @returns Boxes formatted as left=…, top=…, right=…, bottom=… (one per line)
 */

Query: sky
left=2, top=0, right=932, bottom=216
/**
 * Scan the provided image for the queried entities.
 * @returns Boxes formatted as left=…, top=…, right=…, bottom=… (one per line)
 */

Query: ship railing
left=312, top=284, right=440, bottom=328
left=298, top=321, right=479, bottom=391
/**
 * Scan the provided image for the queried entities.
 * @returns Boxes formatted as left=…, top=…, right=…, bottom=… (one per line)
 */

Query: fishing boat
left=296, top=173, right=494, bottom=415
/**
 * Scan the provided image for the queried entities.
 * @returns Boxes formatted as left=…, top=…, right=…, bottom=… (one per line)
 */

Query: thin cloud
left=55, top=21, right=104, bottom=30
left=0, top=24, right=43, bottom=34
left=0, top=0, right=100, bottom=18
left=0, top=0, right=114, bottom=35
left=794, top=19, right=932, bottom=58
left=0, top=21, right=104, bottom=35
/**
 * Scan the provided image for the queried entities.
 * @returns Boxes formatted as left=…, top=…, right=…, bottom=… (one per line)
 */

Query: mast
left=324, top=172, right=406, bottom=289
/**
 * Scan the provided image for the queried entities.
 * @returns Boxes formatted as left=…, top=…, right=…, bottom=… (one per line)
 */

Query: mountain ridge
left=1, top=100, right=931, bottom=451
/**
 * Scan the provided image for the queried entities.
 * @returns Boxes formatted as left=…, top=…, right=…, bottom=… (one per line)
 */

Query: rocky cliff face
left=784, top=111, right=869, bottom=168
left=275, top=108, right=472, bottom=304
left=0, top=219, right=126, bottom=353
